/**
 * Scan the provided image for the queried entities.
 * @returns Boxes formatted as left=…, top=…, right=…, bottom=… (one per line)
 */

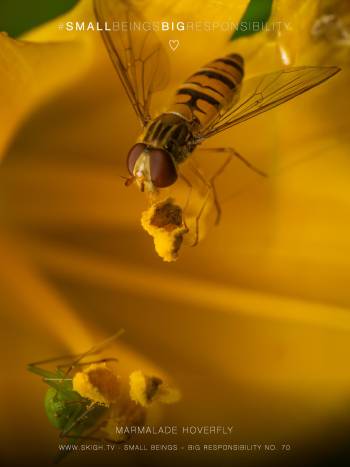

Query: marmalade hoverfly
left=94, top=0, right=340, bottom=233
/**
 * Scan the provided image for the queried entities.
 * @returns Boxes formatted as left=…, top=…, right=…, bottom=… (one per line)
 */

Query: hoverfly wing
left=94, top=0, right=170, bottom=127
left=200, top=66, right=340, bottom=139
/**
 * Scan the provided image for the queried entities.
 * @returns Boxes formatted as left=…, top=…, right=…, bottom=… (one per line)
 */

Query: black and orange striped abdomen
left=168, top=53, right=244, bottom=129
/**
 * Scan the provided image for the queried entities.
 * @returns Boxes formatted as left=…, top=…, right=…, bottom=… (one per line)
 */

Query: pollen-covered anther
left=72, top=363, right=120, bottom=406
left=129, top=370, right=181, bottom=407
left=141, top=198, right=189, bottom=262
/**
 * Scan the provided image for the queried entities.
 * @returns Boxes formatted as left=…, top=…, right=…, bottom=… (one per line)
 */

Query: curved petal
left=0, top=0, right=96, bottom=160
left=0, top=0, right=349, bottom=464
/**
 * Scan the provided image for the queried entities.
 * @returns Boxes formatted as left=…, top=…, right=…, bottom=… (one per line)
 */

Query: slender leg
left=179, top=156, right=228, bottom=246
left=178, top=172, right=193, bottom=230
left=29, top=330, right=124, bottom=377
left=64, top=330, right=124, bottom=375
left=187, top=152, right=229, bottom=231
left=28, top=353, right=84, bottom=368
left=28, top=353, right=85, bottom=380
left=199, top=147, right=268, bottom=178
left=209, top=154, right=232, bottom=225
left=181, top=161, right=212, bottom=246
left=192, top=189, right=211, bottom=247
left=195, top=147, right=268, bottom=226
left=178, top=148, right=266, bottom=245
left=57, top=358, right=118, bottom=371
left=188, top=158, right=212, bottom=189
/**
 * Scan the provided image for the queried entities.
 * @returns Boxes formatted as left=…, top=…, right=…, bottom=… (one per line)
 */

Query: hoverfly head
left=127, top=143, right=177, bottom=193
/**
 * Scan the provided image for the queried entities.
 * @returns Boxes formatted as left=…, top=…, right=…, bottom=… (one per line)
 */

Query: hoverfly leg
left=178, top=172, right=193, bottom=224
left=197, top=147, right=268, bottom=226
left=183, top=147, right=265, bottom=245
left=188, top=155, right=227, bottom=227
left=28, top=353, right=82, bottom=368
left=183, top=160, right=213, bottom=245
left=57, top=357, right=118, bottom=372
left=209, top=154, right=232, bottom=225
left=200, top=147, right=268, bottom=178
left=181, top=159, right=219, bottom=245
left=192, top=189, right=211, bottom=247
left=63, top=329, right=124, bottom=375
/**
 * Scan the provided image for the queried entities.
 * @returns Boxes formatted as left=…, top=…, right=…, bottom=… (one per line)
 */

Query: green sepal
left=0, top=0, right=79, bottom=38
left=231, top=0, right=274, bottom=41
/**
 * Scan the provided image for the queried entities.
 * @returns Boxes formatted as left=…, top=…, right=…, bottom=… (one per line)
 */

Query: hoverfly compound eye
left=127, top=143, right=146, bottom=175
left=150, top=149, right=177, bottom=188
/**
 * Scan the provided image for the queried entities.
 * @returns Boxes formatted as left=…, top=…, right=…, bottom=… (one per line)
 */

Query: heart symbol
left=169, top=39, right=179, bottom=51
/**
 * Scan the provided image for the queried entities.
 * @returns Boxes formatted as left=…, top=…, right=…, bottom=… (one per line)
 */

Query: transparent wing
left=200, top=66, right=340, bottom=139
left=94, top=0, right=170, bottom=127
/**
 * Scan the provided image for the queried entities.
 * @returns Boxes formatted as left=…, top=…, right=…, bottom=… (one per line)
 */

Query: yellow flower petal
left=0, top=0, right=349, bottom=464
left=0, top=0, right=95, bottom=160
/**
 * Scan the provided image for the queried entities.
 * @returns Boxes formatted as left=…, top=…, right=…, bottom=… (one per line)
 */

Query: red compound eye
left=149, top=149, right=177, bottom=188
left=127, top=143, right=146, bottom=175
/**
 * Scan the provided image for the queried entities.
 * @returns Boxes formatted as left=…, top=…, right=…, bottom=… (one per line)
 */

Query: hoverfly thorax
left=125, top=112, right=193, bottom=193
left=126, top=141, right=178, bottom=193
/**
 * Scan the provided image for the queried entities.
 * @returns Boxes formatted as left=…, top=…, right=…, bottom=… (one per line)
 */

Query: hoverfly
left=94, top=0, right=340, bottom=232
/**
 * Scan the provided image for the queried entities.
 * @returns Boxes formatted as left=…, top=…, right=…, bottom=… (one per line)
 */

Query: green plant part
left=44, top=384, right=106, bottom=434
left=0, top=0, right=79, bottom=38
left=231, top=0, right=274, bottom=41
left=27, top=331, right=124, bottom=461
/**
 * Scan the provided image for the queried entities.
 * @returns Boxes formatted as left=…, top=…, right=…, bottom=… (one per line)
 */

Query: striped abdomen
left=168, top=53, right=244, bottom=129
